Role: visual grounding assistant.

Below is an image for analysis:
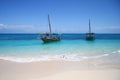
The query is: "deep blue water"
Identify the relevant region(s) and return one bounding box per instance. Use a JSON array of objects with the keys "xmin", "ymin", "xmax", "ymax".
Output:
[{"xmin": 0, "ymin": 33, "xmax": 120, "ymax": 40}]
